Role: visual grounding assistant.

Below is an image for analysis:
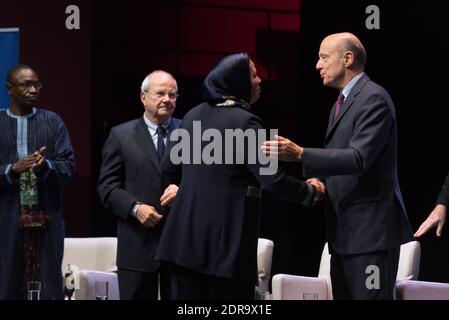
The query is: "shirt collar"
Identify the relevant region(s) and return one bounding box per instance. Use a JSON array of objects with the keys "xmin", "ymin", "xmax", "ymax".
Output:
[
  {"xmin": 6, "ymin": 107, "xmax": 37, "ymax": 119},
  {"xmin": 143, "ymin": 114, "xmax": 171, "ymax": 135},
  {"xmin": 341, "ymin": 72, "xmax": 364, "ymax": 100}
]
